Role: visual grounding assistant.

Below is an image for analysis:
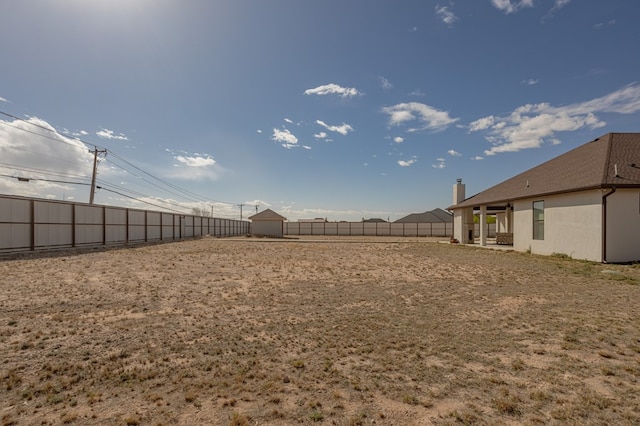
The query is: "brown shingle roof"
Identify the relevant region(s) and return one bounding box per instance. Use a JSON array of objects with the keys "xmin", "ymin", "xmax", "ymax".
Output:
[
  {"xmin": 450, "ymin": 133, "xmax": 640, "ymax": 209},
  {"xmin": 394, "ymin": 208, "xmax": 453, "ymax": 223}
]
